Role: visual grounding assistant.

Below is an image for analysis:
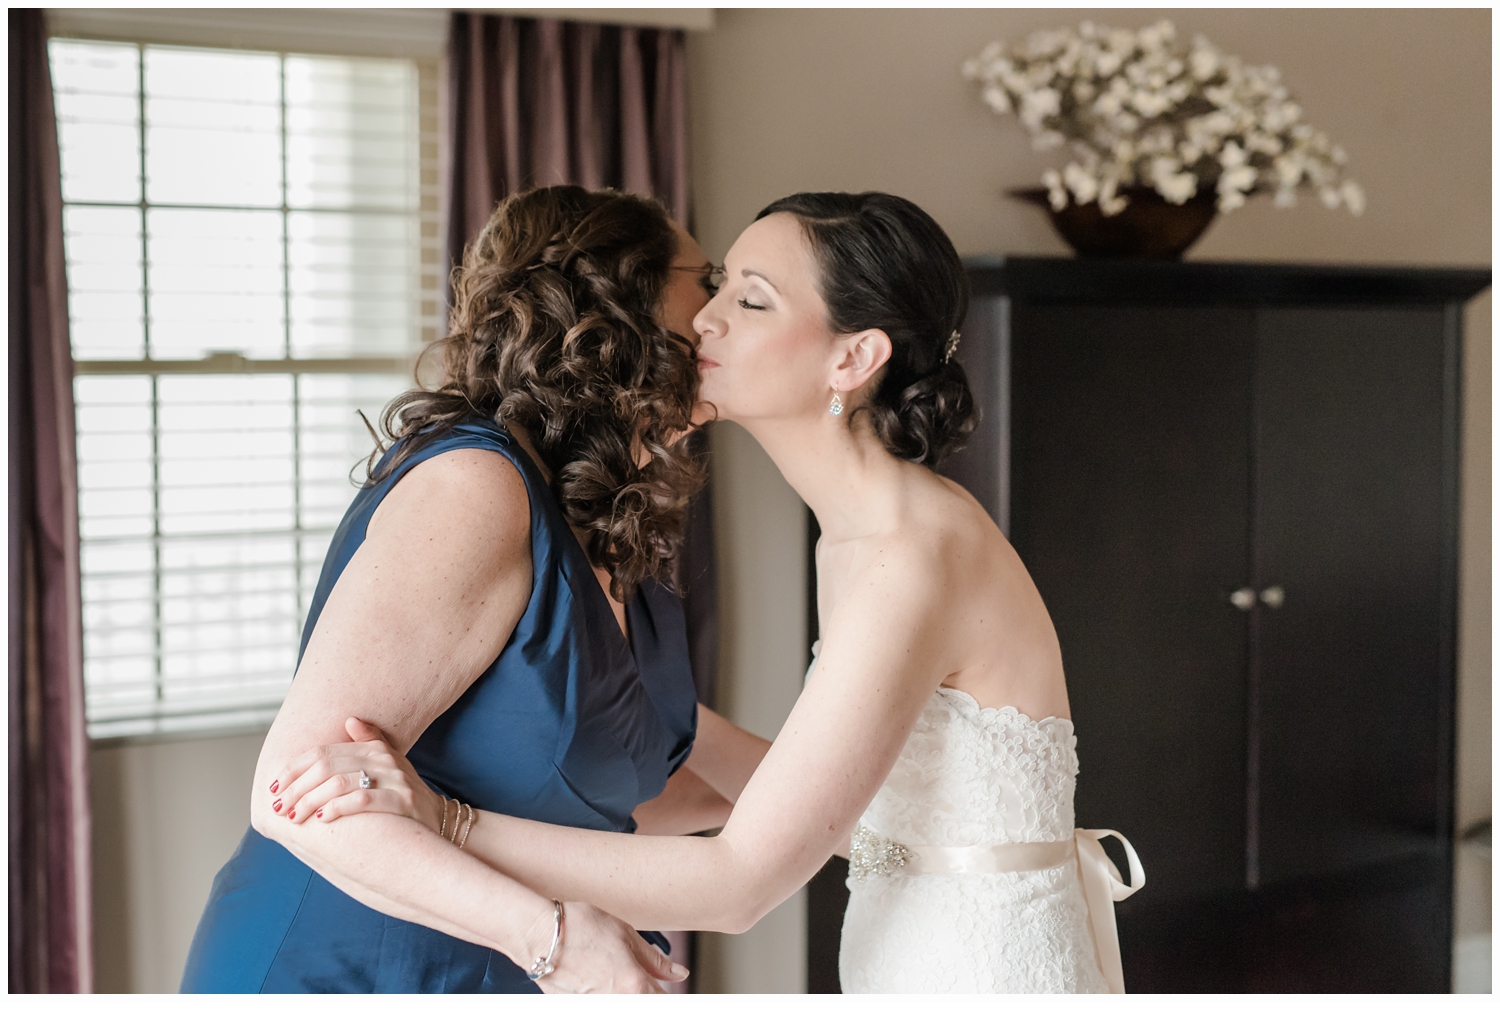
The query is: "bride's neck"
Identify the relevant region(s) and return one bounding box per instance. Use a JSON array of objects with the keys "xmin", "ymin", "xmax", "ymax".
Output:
[{"xmin": 740, "ymin": 411, "xmax": 907, "ymax": 542}]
